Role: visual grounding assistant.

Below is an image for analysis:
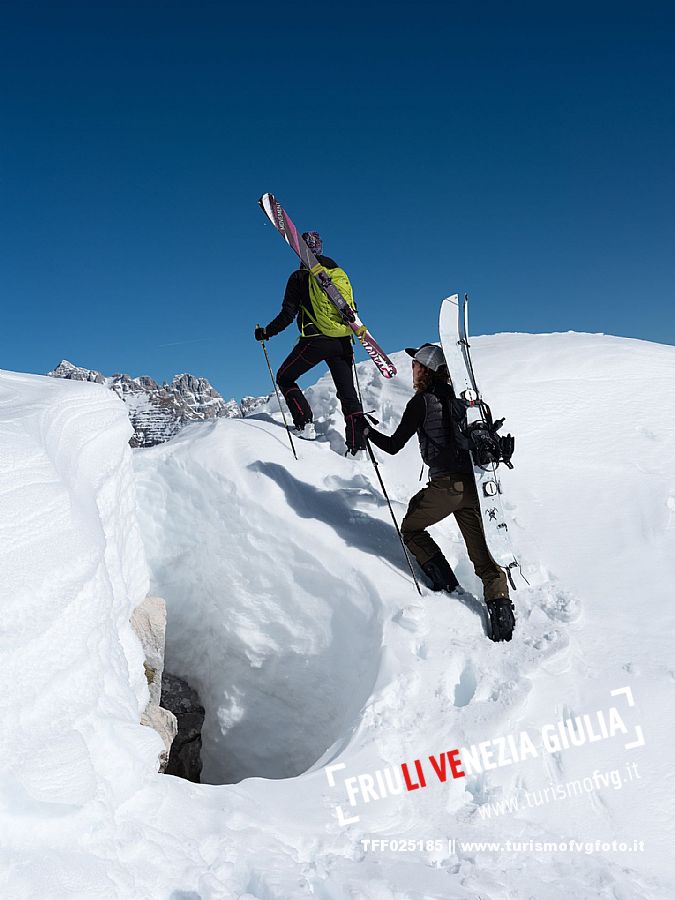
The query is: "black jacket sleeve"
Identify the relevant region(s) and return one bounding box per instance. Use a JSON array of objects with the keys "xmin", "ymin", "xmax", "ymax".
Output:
[
  {"xmin": 367, "ymin": 393, "xmax": 426, "ymax": 454},
  {"xmin": 265, "ymin": 271, "xmax": 304, "ymax": 337},
  {"xmin": 265, "ymin": 255, "xmax": 340, "ymax": 338}
]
